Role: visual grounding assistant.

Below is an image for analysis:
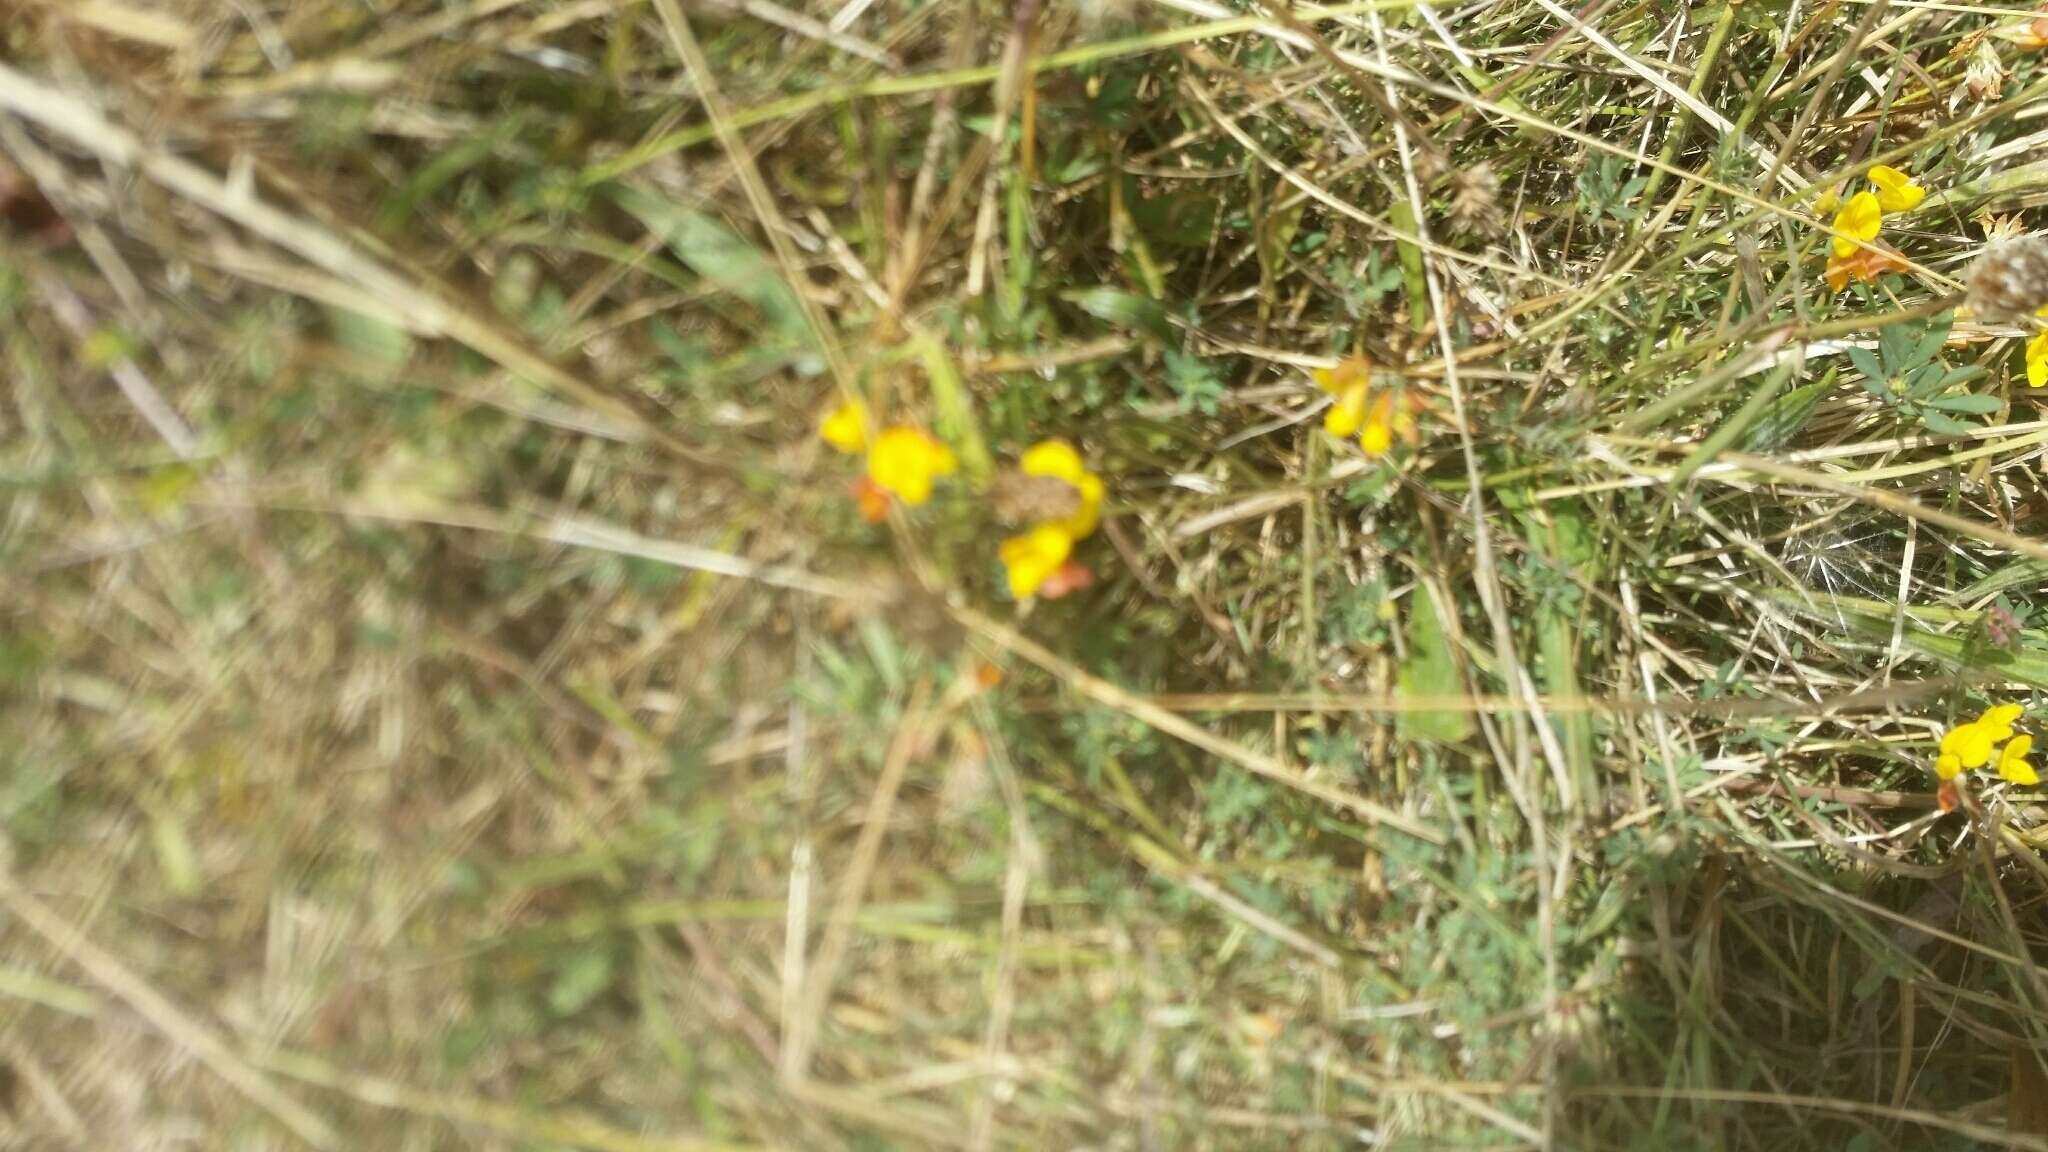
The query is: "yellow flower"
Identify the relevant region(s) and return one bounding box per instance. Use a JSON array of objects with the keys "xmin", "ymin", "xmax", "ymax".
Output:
[
  {"xmin": 1315, "ymin": 358, "xmax": 1373, "ymax": 440},
  {"xmin": 2028, "ymin": 307, "xmax": 2048, "ymax": 388},
  {"xmin": 1977, "ymin": 703, "xmax": 2024, "ymax": 741},
  {"xmin": 1325, "ymin": 382, "xmax": 1370, "ymax": 439},
  {"xmin": 999, "ymin": 523, "xmax": 1074, "ymax": 600},
  {"xmin": 1939, "ymin": 721, "xmax": 1997, "ymax": 772},
  {"xmin": 1831, "ymin": 190, "xmax": 1883, "ymax": 258},
  {"xmin": 1998, "ymin": 733, "xmax": 2039, "ymax": 786},
  {"xmin": 866, "ymin": 426, "xmax": 956, "ymax": 506},
  {"xmin": 1018, "ymin": 438, "xmax": 1105, "ymax": 540},
  {"xmin": 1867, "ymin": 165, "xmax": 1926, "ymax": 213},
  {"xmin": 1313, "ymin": 358, "xmax": 1370, "ymax": 395},
  {"xmin": 1825, "ymin": 242, "xmax": 1907, "ymax": 293},
  {"xmin": 1812, "ymin": 184, "xmax": 1842, "ymax": 215},
  {"xmin": 819, "ymin": 397, "xmax": 868, "ymax": 454},
  {"xmin": 1936, "ymin": 752, "xmax": 1963, "ymax": 781},
  {"xmin": 1360, "ymin": 416, "xmax": 1393, "ymax": 457}
]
